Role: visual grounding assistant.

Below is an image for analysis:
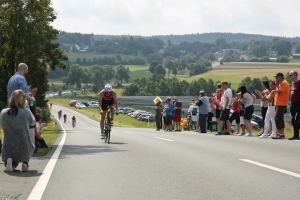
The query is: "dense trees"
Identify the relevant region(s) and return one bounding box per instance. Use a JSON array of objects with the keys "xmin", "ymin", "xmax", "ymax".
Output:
[{"xmin": 0, "ymin": 0, "xmax": 68, "ymax": 108}]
